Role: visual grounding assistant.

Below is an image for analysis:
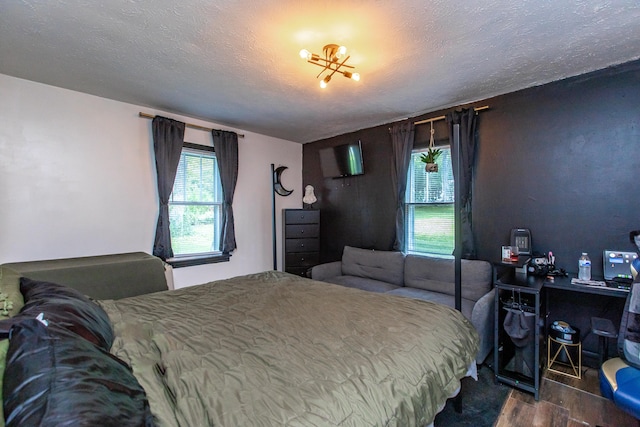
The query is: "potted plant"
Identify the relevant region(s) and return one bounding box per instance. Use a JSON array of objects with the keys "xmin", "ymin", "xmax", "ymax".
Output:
[{"xmin": 419, "ymin": 147, "xmax": 442, "ymax": 172}]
